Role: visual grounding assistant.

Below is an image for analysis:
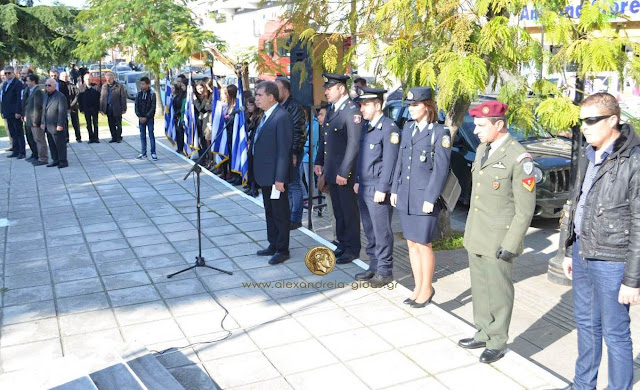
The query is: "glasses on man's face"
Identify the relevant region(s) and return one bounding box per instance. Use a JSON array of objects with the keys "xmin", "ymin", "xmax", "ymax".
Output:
[
  {"xmin": 579, "ymin": 114, "xmax": 613, "ymax": 126},
  {"xmin": 45, "ymin": 84, "xmax": 55, "ymax": 88},
  {"xmin": 5, "ymin": 72, "xmax": 12, "ymax": 75}
]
